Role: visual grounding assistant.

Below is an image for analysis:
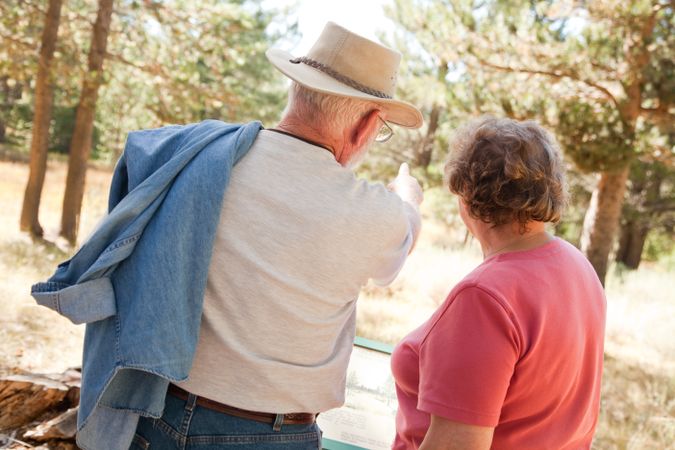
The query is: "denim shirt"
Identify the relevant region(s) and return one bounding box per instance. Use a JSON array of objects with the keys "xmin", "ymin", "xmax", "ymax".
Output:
[{"xmin": 31, "ymin": 120, "xmax": 262, "ymax": 450}]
